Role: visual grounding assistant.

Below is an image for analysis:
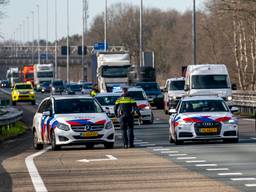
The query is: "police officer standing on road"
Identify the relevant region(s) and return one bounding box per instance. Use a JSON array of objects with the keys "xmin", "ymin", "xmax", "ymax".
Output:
[
  {"xmin": 90, "ymin": 84, "xmax": 99, "ymax": 97},
  {"xmin": 114, "ymin": 86, "xmax": 139, "ymax": 149}
]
